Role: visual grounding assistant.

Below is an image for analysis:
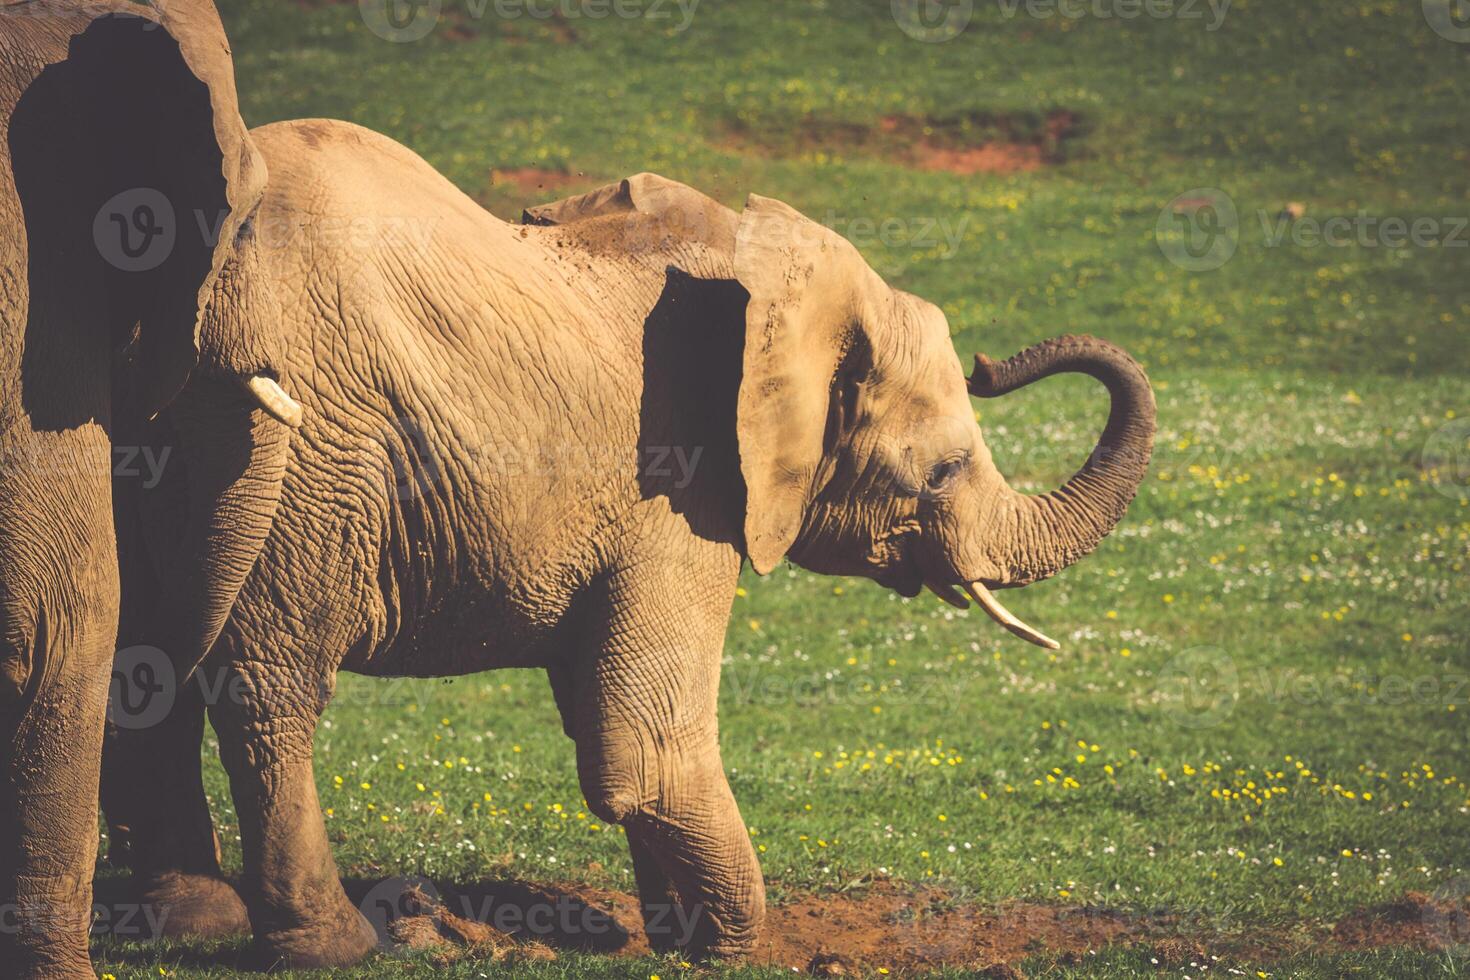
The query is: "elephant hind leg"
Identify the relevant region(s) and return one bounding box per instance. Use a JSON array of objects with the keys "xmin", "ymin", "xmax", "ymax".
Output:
[{"xmin": 101, "ymin": 677, "xmax": 249, "ymax": 939}]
